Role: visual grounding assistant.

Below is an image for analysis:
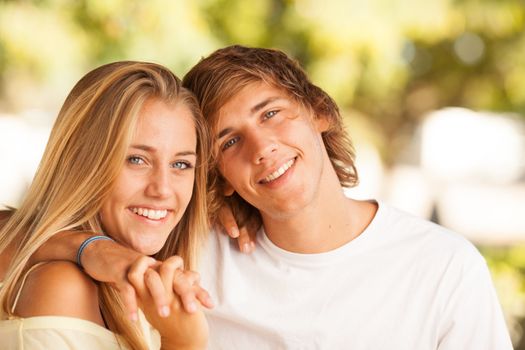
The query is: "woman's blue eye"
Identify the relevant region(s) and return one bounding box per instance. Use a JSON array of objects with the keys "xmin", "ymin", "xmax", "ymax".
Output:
[
  {"xmin": 172, "ymin": 161, "xmax": 192, "ymax": 170},
  {"xmin": 222, "ymin": 136, "xmax": 239, "ymax": 151},
  {"xmin": 128, "ymin": 156, "xmax": 144, "ymax": 165}
]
